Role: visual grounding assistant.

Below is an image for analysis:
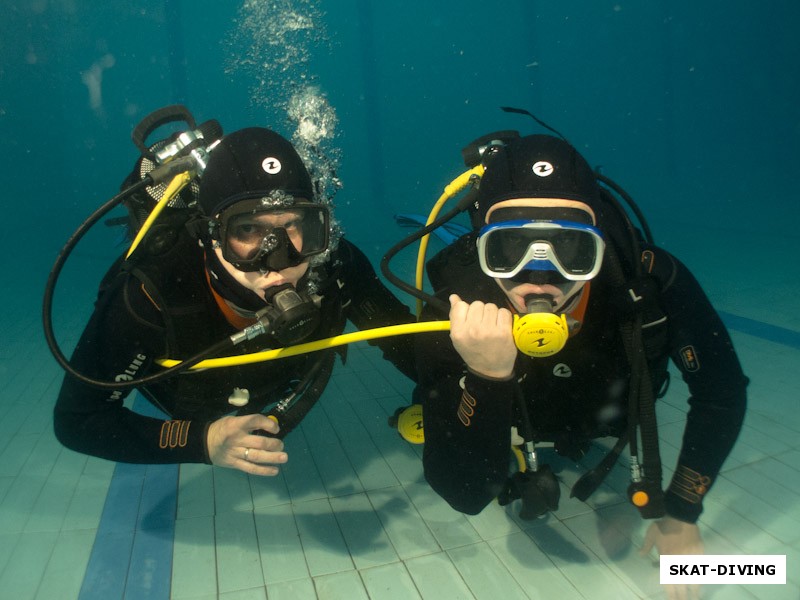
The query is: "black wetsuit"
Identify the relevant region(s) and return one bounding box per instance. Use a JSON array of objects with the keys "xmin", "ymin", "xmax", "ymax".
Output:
[
  {"xmin": 54, "ymin": 236, "xmax": 417, "ymax": 465},
  {"xmin": 416, "ymin": 234, "xmax": 748, "ymax": 523}
]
